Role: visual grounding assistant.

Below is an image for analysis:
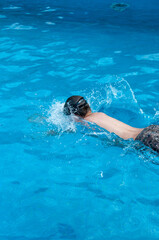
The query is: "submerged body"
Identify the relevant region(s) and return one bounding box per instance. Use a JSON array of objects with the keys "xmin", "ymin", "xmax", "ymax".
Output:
[{"xmin": 63, "ymin": 95, "xmax": 159, "ymax": 153}]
